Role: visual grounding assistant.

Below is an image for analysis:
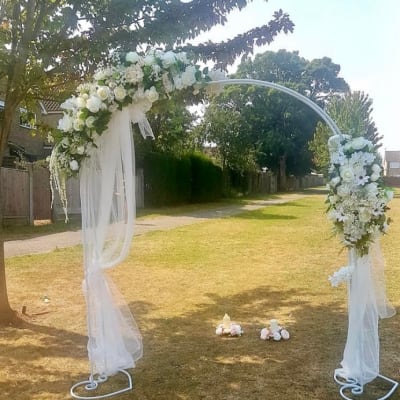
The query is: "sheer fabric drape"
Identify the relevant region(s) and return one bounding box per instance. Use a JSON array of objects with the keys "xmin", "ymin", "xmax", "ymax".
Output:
[
  {"xmin": 80, "ymin": 107, "xmax": 143, "ymax": 376},
  {"xmin": 336, "ymin": 241, "xmax": 395, "ymax": 386}
]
